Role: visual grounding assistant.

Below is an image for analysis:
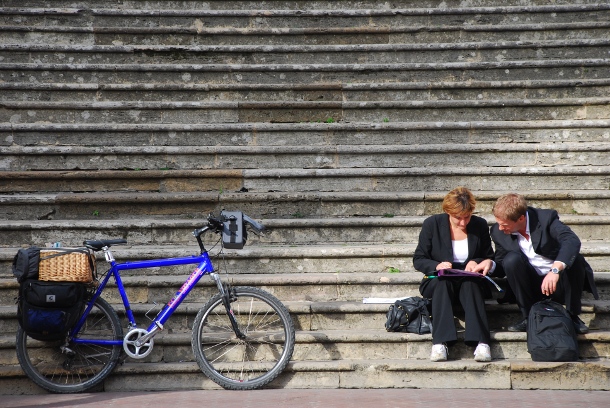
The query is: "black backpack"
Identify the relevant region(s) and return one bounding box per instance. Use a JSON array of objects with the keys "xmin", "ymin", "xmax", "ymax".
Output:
[
  {"xmin": 527, "ymin": 299, "xmax": 579, "ymax": 362},
  {"xmin": 385, "ymin": 297, "xmax": 433, "ymax": 335},
  {"xmin": 17, "ymin": 279, "xmax": 87, "ymax": 341}
]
